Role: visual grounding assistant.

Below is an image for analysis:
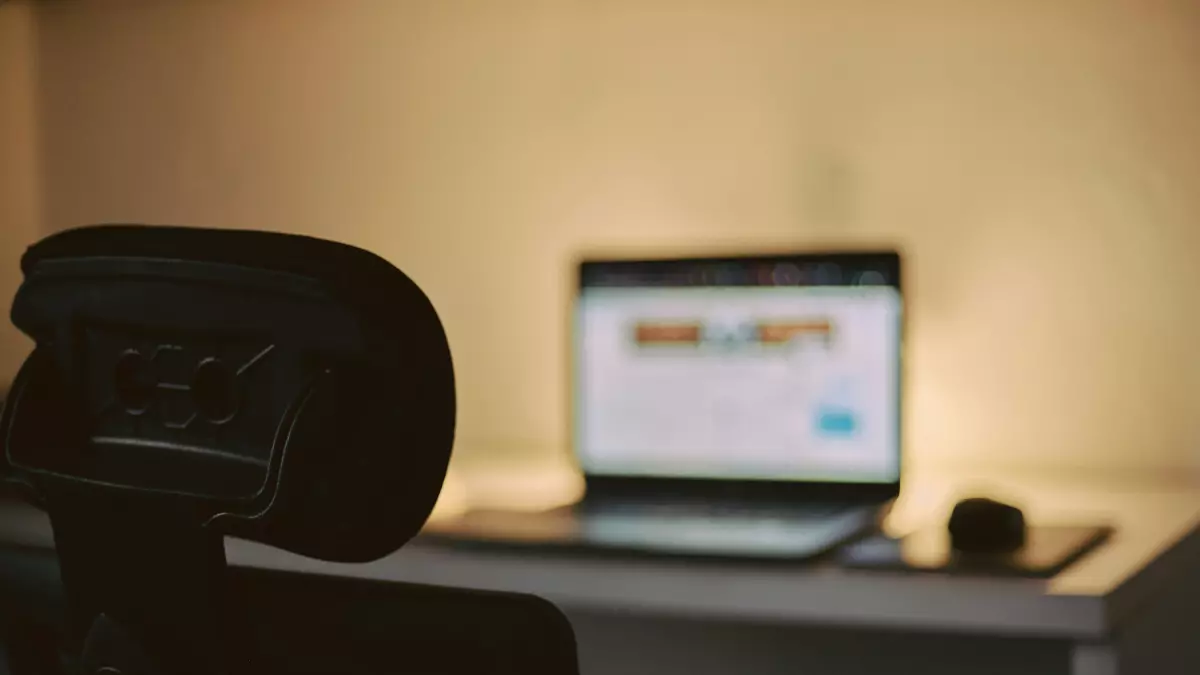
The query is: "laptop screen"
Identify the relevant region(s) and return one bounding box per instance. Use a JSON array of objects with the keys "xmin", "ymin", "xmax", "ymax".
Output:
[{"xmin": 574, "ymin": 253, "xmax": 901, "ymax": 484}]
